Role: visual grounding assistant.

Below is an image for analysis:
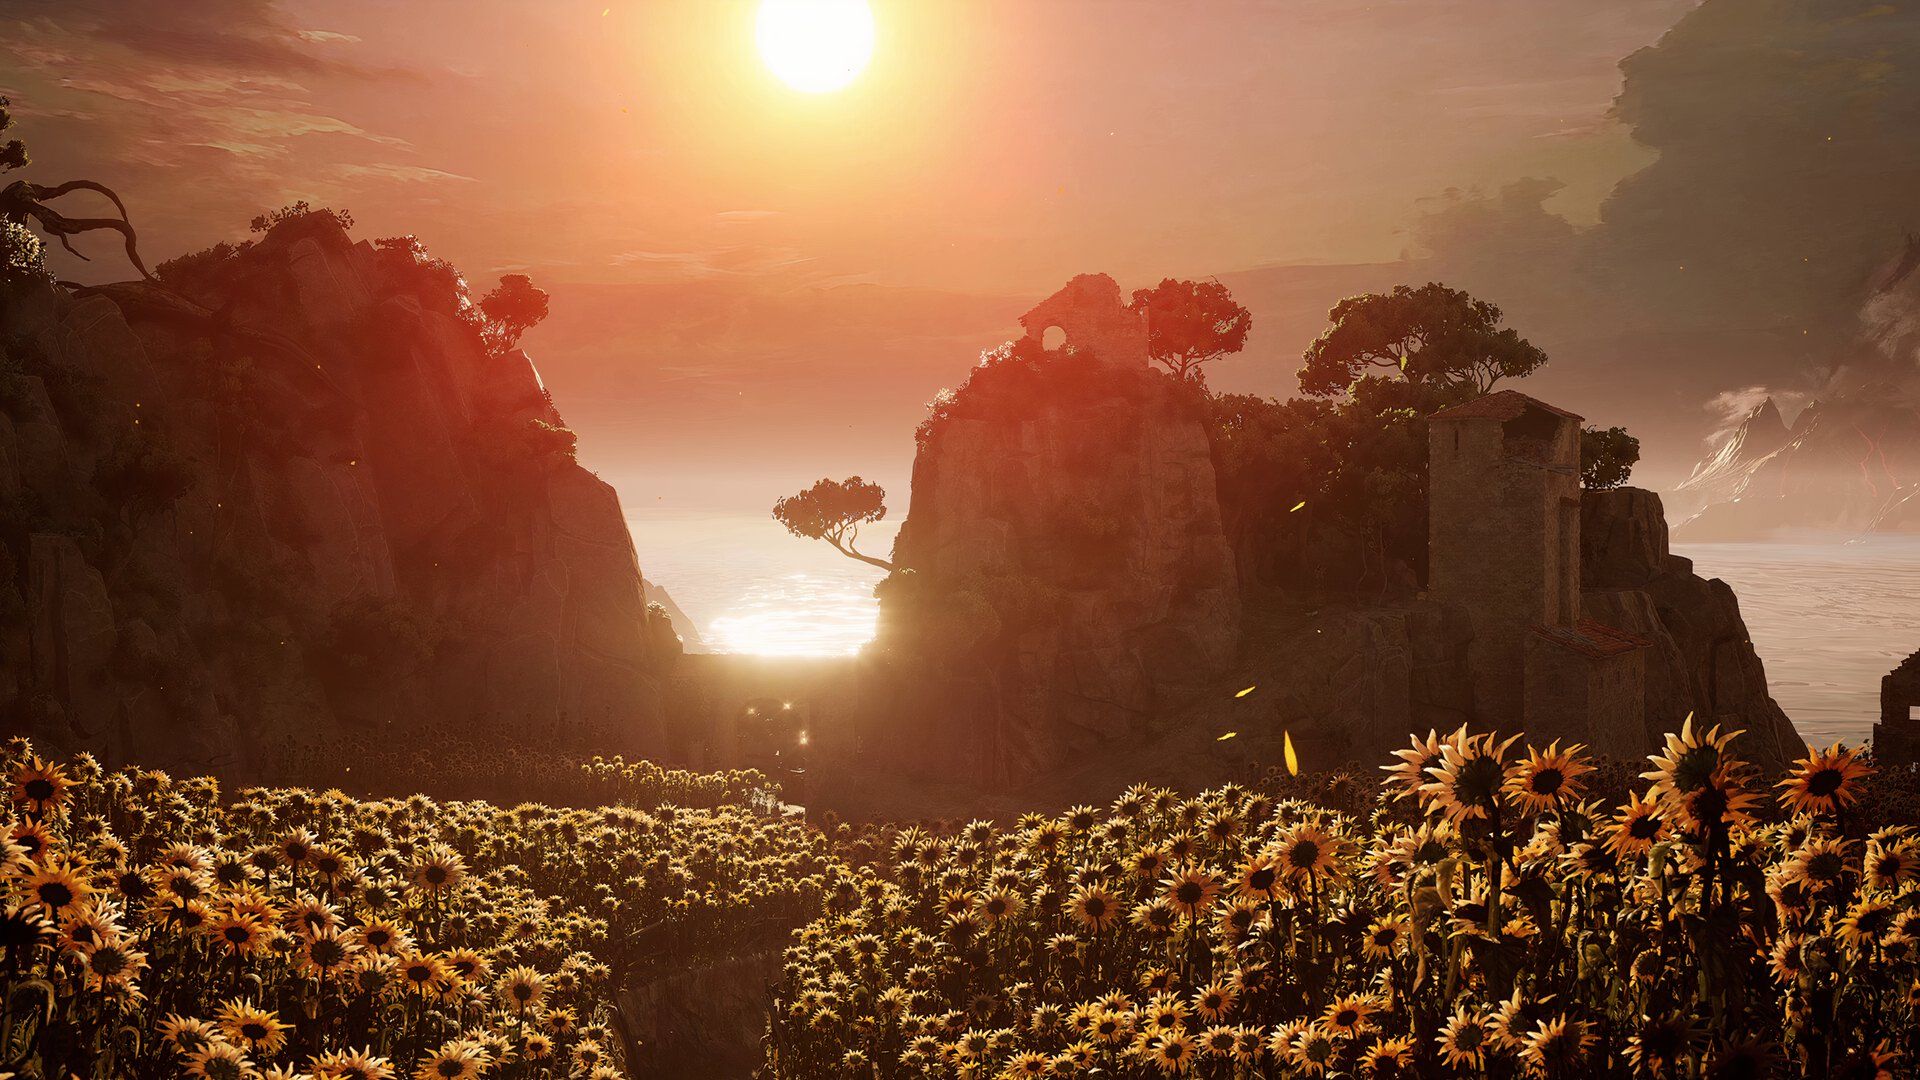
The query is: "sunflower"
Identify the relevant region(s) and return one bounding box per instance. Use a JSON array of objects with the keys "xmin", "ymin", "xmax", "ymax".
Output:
[
  {"xmin": 83, "ymin": 940, "xmax": 147, "ymax": 991},
  {"xmin": 1606, "ymin": 790, "xmax": 1669, "ymax": 859},
  {"xmin": 1274, "ymin": 822, "xmax": 1350, "ymax": 883},
  {"xmin": 207, "ymin": 912, "xmax": 271, "ymax": 958},
  {"xmin": 22, "ymin": 858, "xmax": 92, "ymax": 919},
  {"xmin": 1642, "ymin": 715, "xmax": 1744, "ymax": 805},
  {"xmin": 1437, "ymin": 1009, "xmax": 1489, "ymax": 1068},
  {"xmin": 1235, "ymin": 852, "xmax": 1282, "ymax": 899},
  {"xmin": 1674, "ymin": 769, "xmax": 1763, "ymax": 835},
  {"xmin": 1504, "ymin": 741, "xmax": 1594, "ymax": 814},
  {"xmin": 412, "ymin": 1041, "xmax": 484, "ymax": 1080},
  {"xmin": 409, "ymin": 844, "xmax": 467, "ymax": 894},
  {"xmin": 1362, "ymin": 916, "xmax": 1409, "ymax": 960},
  {"xmin": 1776, "ymin": 743, "xmax": 1873, "ymax": 816},
  {"xmin": 397, "ymin": 951, "xmax": 452, "ymax": 997},
  {"xmin": 1421, "ymin": 730, "xmax": 1522, "ymax": 824},
  {"xmin": 1192, "ymin": 980, "xmax": 1236, "ymax": 1023},
  {"xmin": 1161, "ymin": 866, "xmax": 1220, "ymax": 920},
  {"xmin": 496, "ymin": 964, "xmax": 548, "ymax": 1011},
  {"xmin": 1069, "ymin": 884, "xmax": 1119, "ymax": 934},
  {"xmin": 1321, "ymin": 993, "xmax": 1380, "ymax": 1038},
  {"xmin": 1382, "ymin": 728, "xmax": 1454, "ymax": 799},
  {"xmin": 1864, "ymin": 838, "xmax": 1918, "ymax": 893},
  {"xmin": 301, "ymin": 927, "xmax": 358, "ymax": 977},
  {"xmin": 1626, "ymin": 1015, "xmax": 1698, "ymax": 1073},
  {"xmin": 1521, "ymin": 1016, "xmax": 1596, "ymax": 1073},
  {"xmin": 218, "ymin": 998, "xmax": 291, "ymax": 1055},
  {"xmin": 185, "ymin": 1039, "xmax": 253, "ymax": 1080},
  {"xmin": 11, "ymin": 754, "xmax": 72, "ymax": 817},
  {"xmin": 1143, "ymin": 1031, "xmax": 1195, "ymax": 1075},
  {"xmin": 979, "ymin": 887, "xmax": 1024, "ymax": 927},
  {"xmin": 311, "ymin": 1048, "xmax": 397, "ymax": 1080}
]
